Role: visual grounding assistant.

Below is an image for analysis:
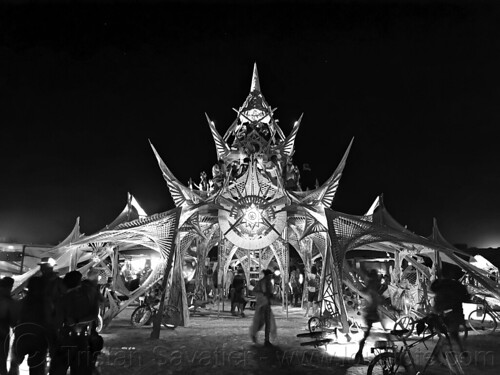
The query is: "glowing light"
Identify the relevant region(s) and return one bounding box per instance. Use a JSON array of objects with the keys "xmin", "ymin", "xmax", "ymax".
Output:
[{"xmin": 242, "ymin": 203, "xmax": 263, "ymax": 231}]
